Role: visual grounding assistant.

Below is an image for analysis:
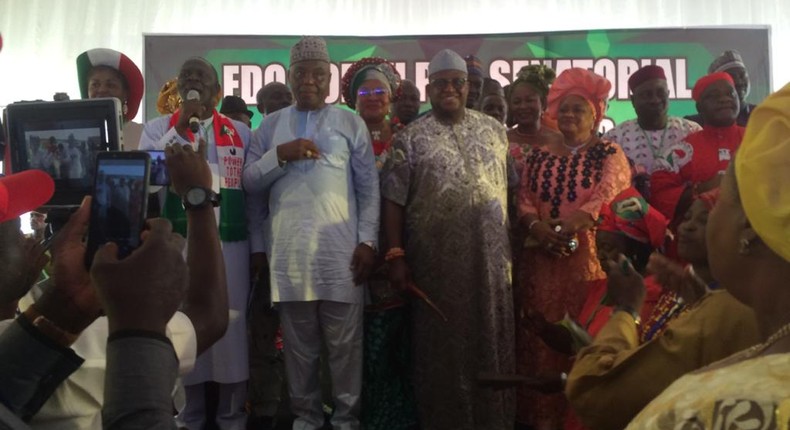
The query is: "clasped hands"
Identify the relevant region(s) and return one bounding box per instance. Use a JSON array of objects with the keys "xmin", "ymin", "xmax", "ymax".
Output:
[
  {"xmin": 527, "ymin": 211, "xmax": 592, "ymax": 258},
  {"xmin": 276, "ymin": 138, "xmax": 322, "ymax": 163}
]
